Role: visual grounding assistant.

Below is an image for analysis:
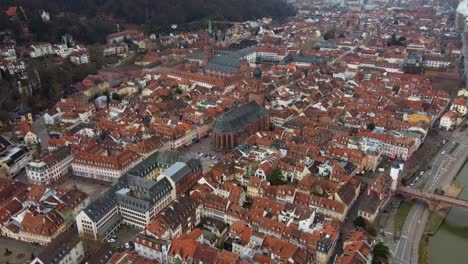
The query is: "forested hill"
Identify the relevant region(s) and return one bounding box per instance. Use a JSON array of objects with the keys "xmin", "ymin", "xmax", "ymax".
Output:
[{"xmin": 1, "ymin": 0, "xmax": 296, "ymax": 29}]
